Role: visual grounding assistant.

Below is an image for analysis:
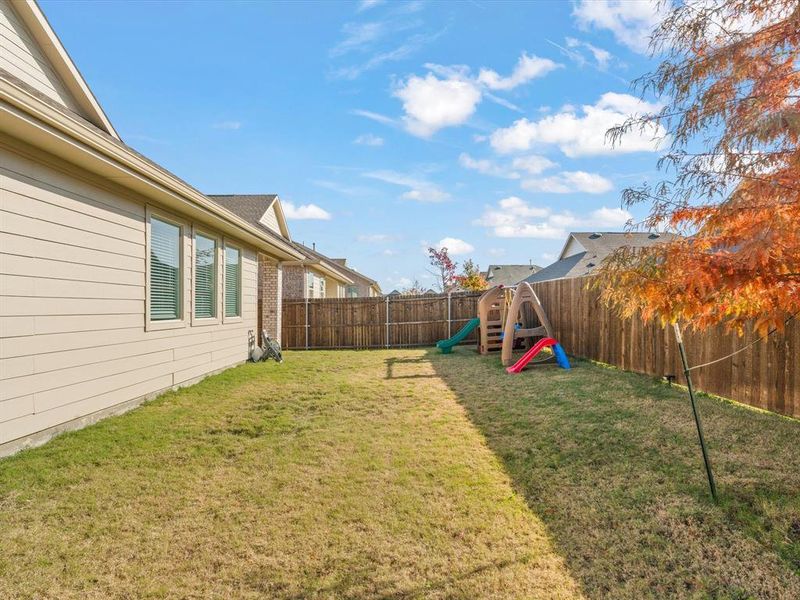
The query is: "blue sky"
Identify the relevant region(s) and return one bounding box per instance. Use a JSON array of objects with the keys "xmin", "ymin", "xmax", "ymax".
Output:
[{"xmin": 42, "ymin": 0, "xmax": 667, "ymax": 291}]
